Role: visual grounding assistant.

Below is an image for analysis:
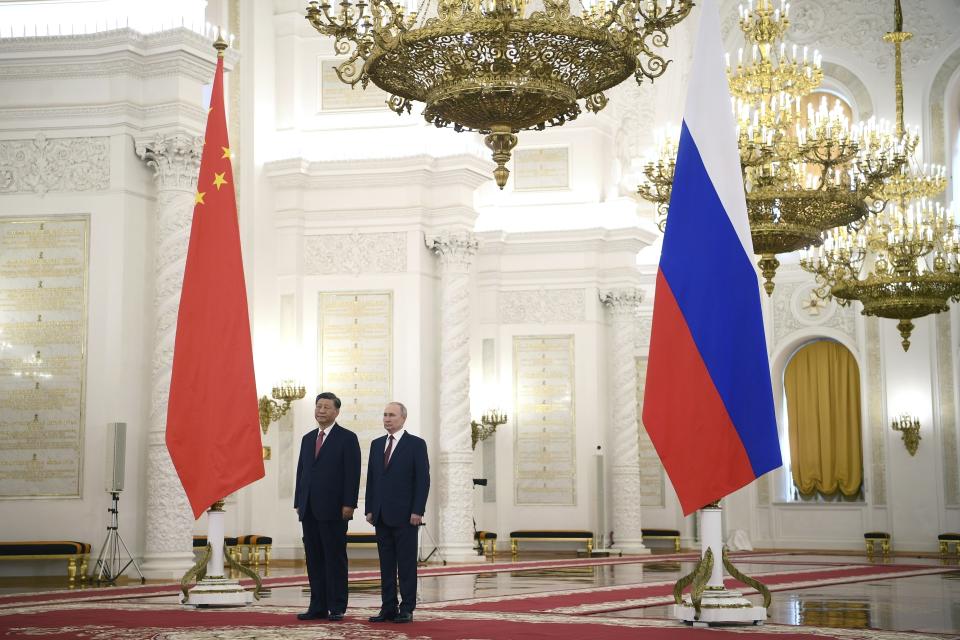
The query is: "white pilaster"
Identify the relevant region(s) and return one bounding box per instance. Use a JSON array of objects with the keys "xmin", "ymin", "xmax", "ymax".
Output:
[
  {"xmin": 430, "ymin": 232, "xmax": 479, "ymax": 563},
  {"xmin": 600, "ymin": 288, "xmax": 649, "ymax": 554},
  {"xmin": 135, "ymin": 133, "xmax": 202, "ymax": 578}
]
